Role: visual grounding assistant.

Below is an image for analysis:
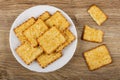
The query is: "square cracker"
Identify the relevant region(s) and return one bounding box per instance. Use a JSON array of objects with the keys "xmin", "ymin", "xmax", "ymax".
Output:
[
  {"xmin": 82, "ymin": 25, "xmax": 103, "ymax": 43},
  {"xmin": 37, "ymin": 52, "xmax": 62, "ymax": 68},
  {"xmin": 14, "ymin": 17, "xmax": 35, "ymax": 43},
  {"xmin": 38, "ymin": 27, "xmax": 66, "ymax": 54},
  {"xmin": 38, "ymin": 11, "xmax": 51, "ymax": 21},
  {"xmin": 84, "ymin": 44, "xmax": 112, "ymax": 70},
  {"xmin": 23, "ymin": 19, "xmax": 48, "ymax": 47},
  {"xmin": 56, "ymin": 29, "xmax": 75, "ymax": 52},
  {"xmin": 45, "ymin": 11, "xmax": 70, "ymax": 31},
  {"xmin": 16, "ymin": 42, "xmax": 43, "ymax": 65},
  {"xmin": 88, "ymin": 5, "xmax": 107, "ymax": 25}
]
